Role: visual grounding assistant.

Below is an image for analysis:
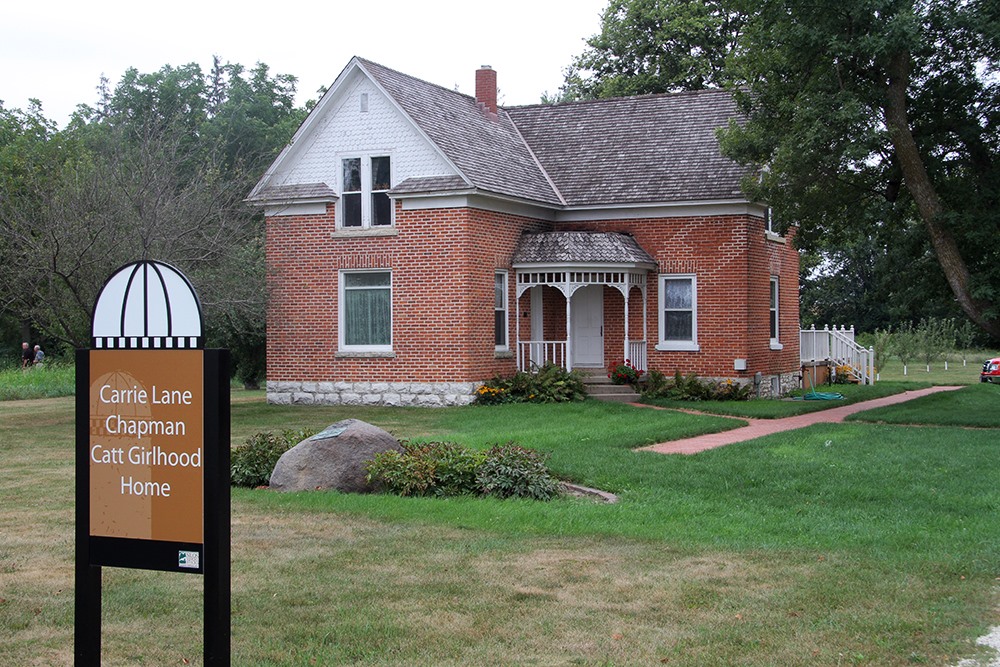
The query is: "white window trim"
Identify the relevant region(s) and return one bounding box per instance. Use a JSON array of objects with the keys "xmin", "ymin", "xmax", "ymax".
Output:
[
  {"xmin": 338, "ymin": 154, "xmax": 394, "ymax": 230},
  {"xmin": 338, "ymin": 269, "xmax": 393, "ymax": 353},
  {"xmin": 495, "ymin": 270, "xmax": 509, "ymax": 351},
  {"xmin": 769, "ymin": 276, "xmax": 783, "ymax": 350},
  {"xmin": 764, "ymin": 206, "xmax": 786, "ymax": 242},
  {"xmin": 656, "ymin": 274, "xmax": 700, "ymax": 352}
]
